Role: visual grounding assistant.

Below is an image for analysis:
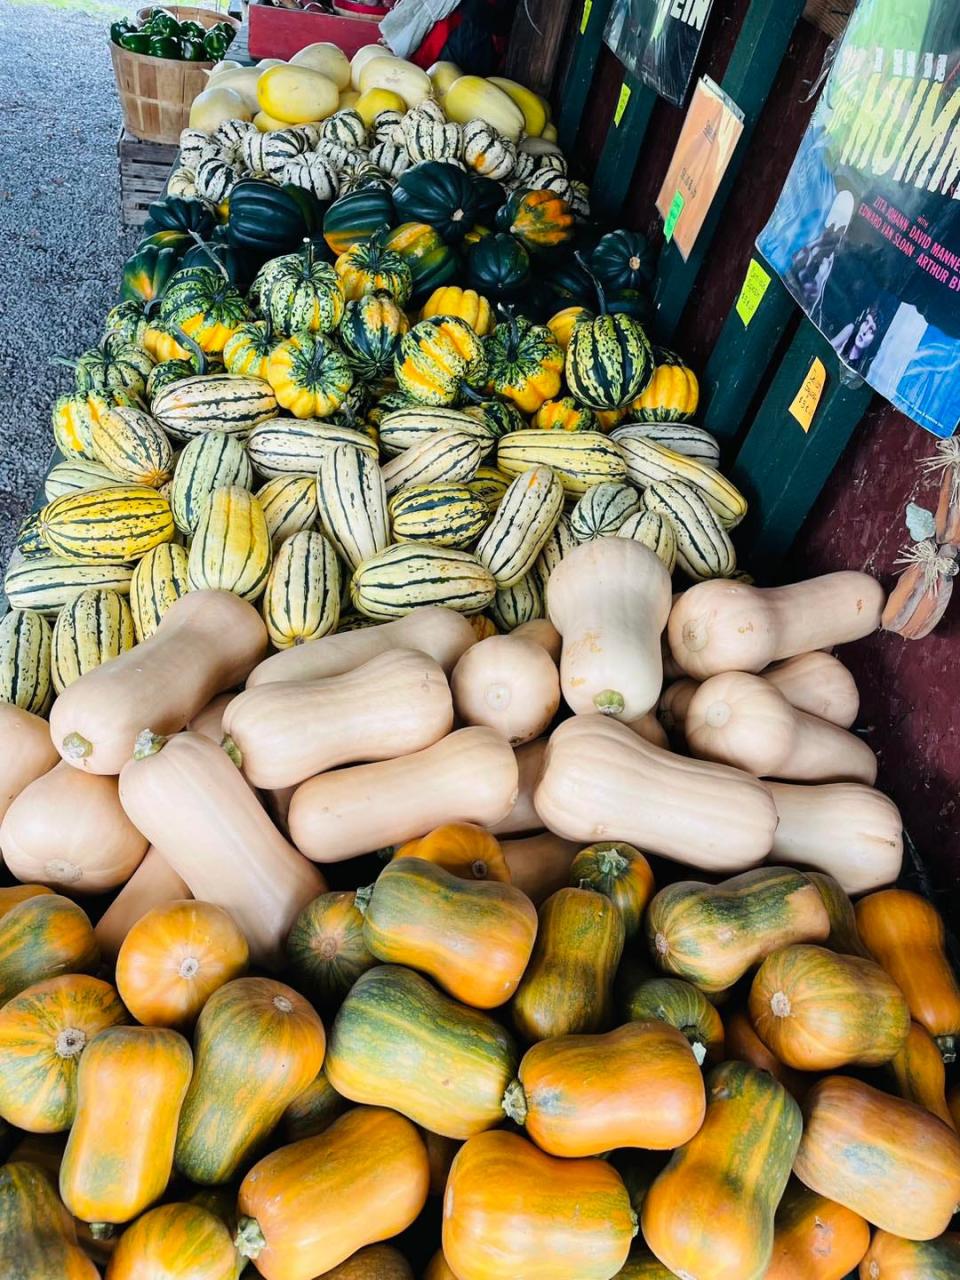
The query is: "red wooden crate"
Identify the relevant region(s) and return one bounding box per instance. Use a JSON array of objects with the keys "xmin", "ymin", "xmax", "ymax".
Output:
[{"xmin": 247, "ymin": 6, "xmax": 383, "ymax": 60}]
